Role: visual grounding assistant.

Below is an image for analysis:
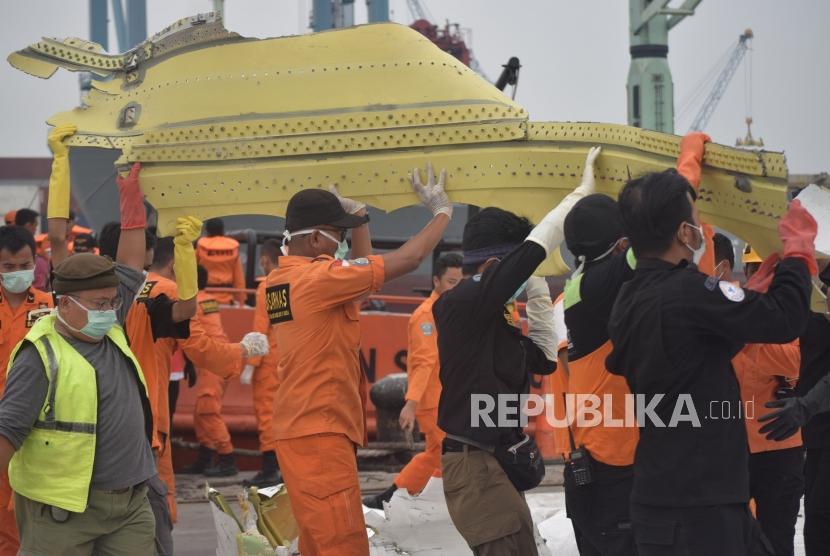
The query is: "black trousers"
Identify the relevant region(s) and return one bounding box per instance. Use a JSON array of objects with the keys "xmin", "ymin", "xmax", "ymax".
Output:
[
  {"xmin": 805, "ymin": 447, "xmax": 830, "ymax": 556},
  {"xmin": 564, "ymin": 460, "xmax": 636, "ymax": 556},
  {"xmin": 630, "ymin": 502, "xmax": 772, "ymax": 556},
  {"xmin": 748, "ymin": 447, "xmax": 804, "ymax": 556}
]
